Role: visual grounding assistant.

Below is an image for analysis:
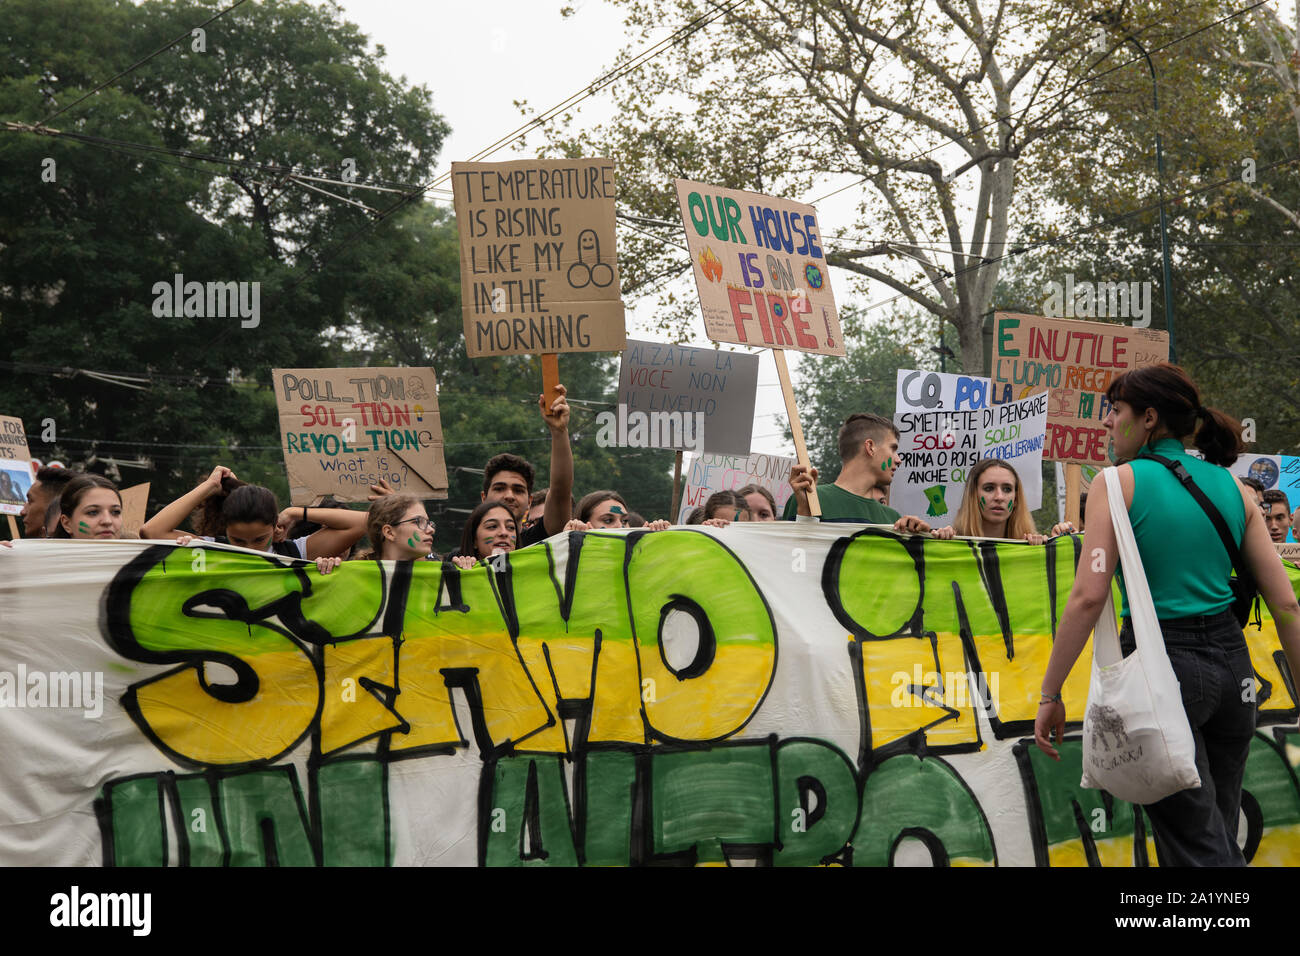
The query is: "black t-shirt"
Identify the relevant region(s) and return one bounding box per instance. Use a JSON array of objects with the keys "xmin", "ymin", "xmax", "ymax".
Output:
[{"xmin": 518, "ymin": 519, "xmax": 548, "ymax": 548}]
